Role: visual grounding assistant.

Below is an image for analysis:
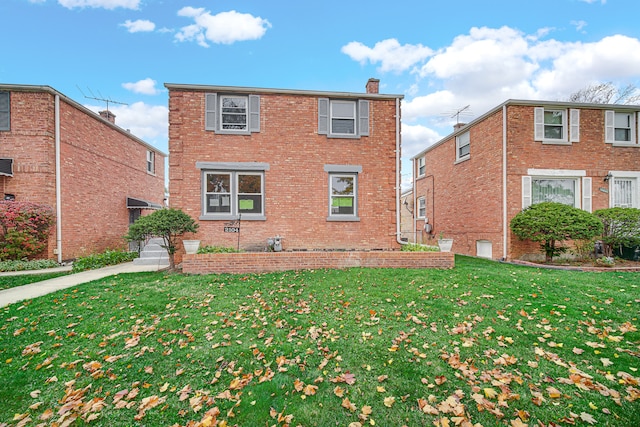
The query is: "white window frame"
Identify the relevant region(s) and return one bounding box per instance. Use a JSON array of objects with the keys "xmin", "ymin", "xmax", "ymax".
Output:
[
  {"xmin": 609, "ymin": 171, "xmax": 640, "ymax": 208},
  {"xmin": 417, "ymin": 157, "xmax": 425, "ymax": 177},
  {"xmin": 522, "ymin": 169, "xmax": 591, "ymax": 211},
  {"xmin": 220, "ymin": 95, "xmax": 248, "ymax": 132},
  {"xmin": 318, "ymin": 99, "xmax": 369, "ymax": 138},
  {"xmin": 534, "ymin": 107, "xmax": 579, "ymax": 144},
  {"xmin": 417, "ymin": 197, "xmax": 426, "ymax": 219},
  {"xmin": 330, "ymin": 100, "xmax": 357, "ymax": 136},
  {"xmin": 204, "ymin": 93, "xmax": 260, "ymax": 134},
  {"xmin": 324, "ymin": 164, "xmax": 361, "ymax": 221},
  {"xmin": 605, "ymin": 110, "xmax": 637, "ymax": 145},
  {"xmin": 197, "ymin": 162, "xmax": 269, "ymax": 220},
  {"xmin": 456, "ymin": 131, "xmax": 470, "ymax": 162},
  {"xmin": 146, "ymin": 150, "xmax": 155, "ymax": 174}
]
